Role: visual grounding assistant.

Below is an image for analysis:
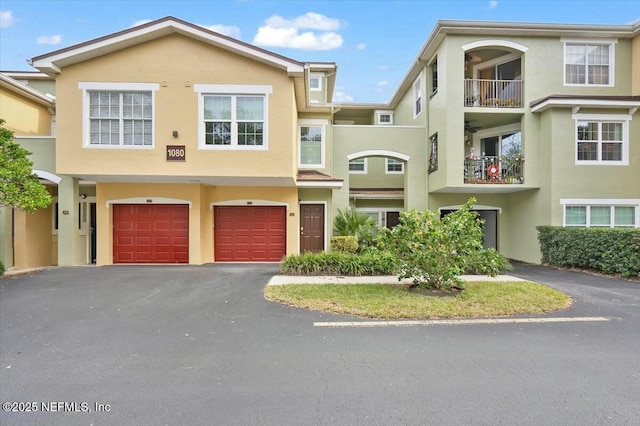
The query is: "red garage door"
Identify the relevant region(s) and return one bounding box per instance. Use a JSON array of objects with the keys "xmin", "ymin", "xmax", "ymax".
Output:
[
  {"xmin": 214, "ymin": 206, "xmax": 286, "ymax": 261},
  {"xmin": 113, "ymin": 204, "xmax": 189, "ymax": 263}
]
